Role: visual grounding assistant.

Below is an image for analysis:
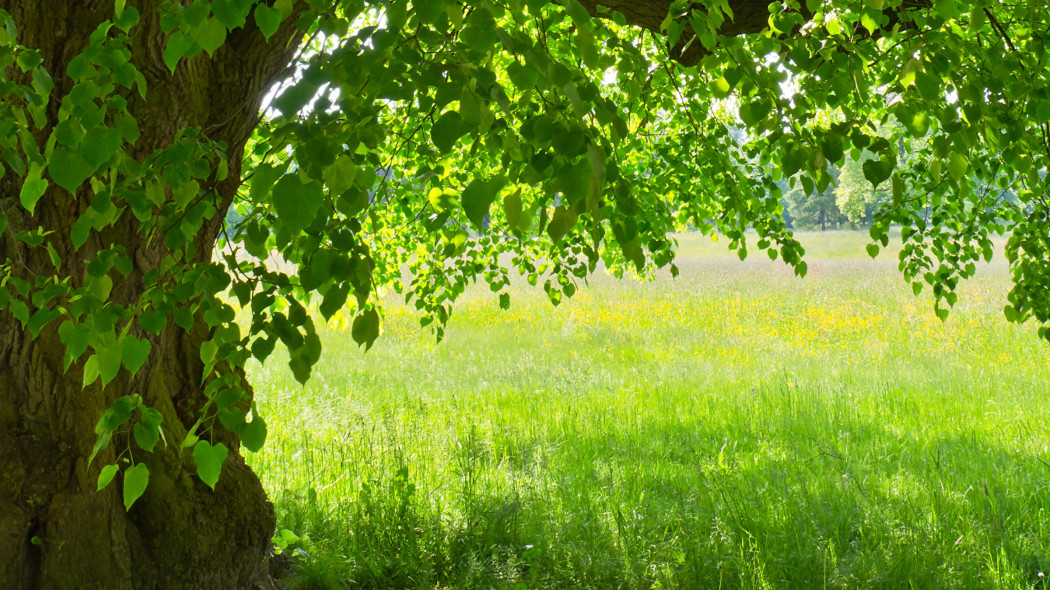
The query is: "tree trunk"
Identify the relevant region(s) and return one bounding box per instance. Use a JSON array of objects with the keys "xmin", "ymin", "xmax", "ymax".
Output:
[
  {"xmin": 0, "ymin": 2, "xmax": 303, "ymax": 587},
  {"xmin": 0, "ymin": 321, "xmax": 276, "ymax": 589}
]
